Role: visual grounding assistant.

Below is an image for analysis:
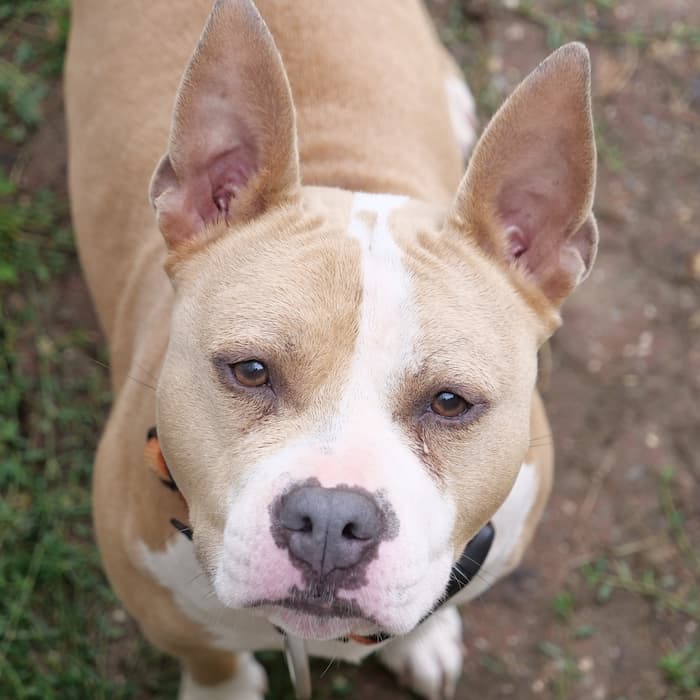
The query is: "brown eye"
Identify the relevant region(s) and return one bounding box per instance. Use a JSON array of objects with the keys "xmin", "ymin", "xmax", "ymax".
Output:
[
  {"xmin": 231, "ymin": 360, "xmax": 269, "ymax": 388},
  {"xmin": 431, "ymin": 391, "xmax": 471, "ymax": 418}
]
